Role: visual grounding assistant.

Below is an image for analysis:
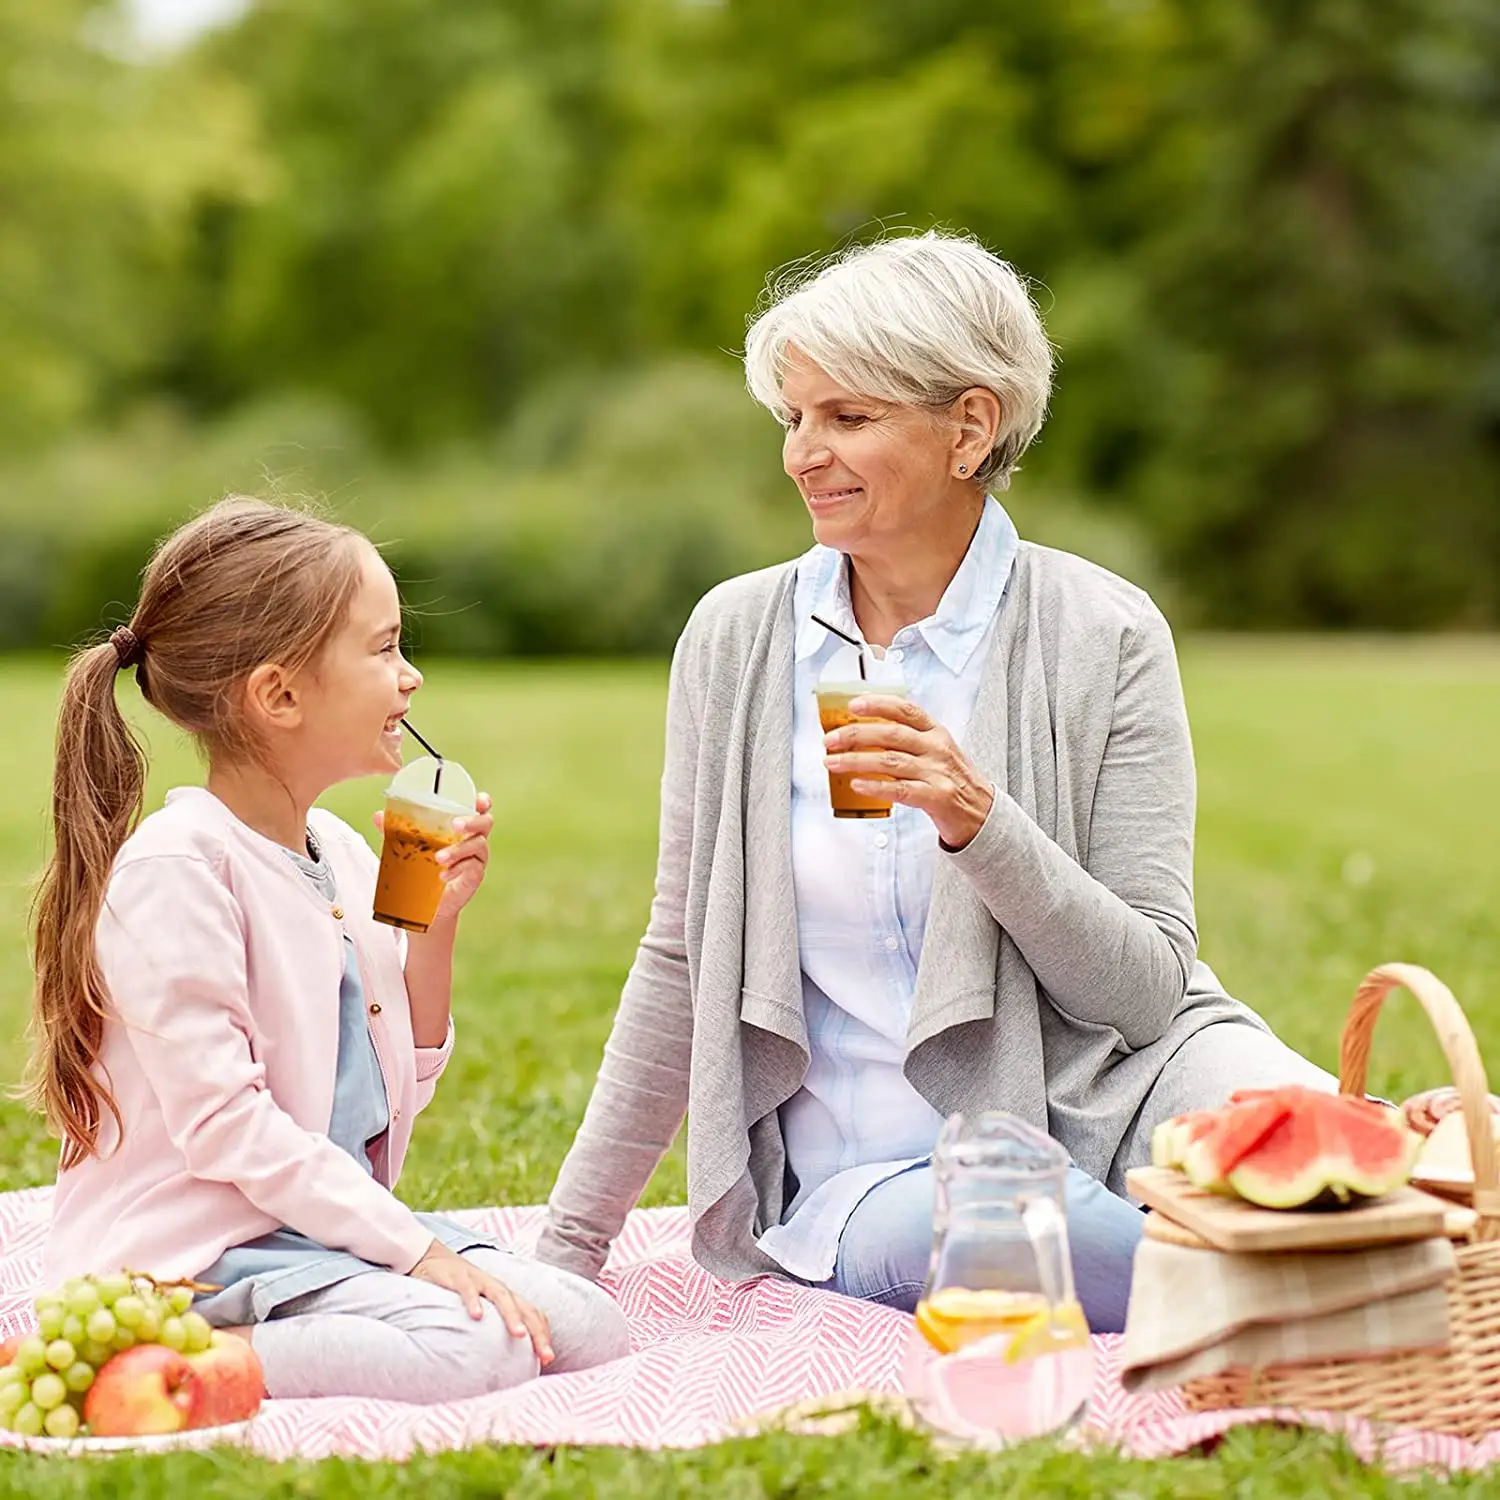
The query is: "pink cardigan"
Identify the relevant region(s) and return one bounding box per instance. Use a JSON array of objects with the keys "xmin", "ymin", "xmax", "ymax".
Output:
[{"xmin": 44, "ymin": 787, "xmax": 451, "ymax": 1284}]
